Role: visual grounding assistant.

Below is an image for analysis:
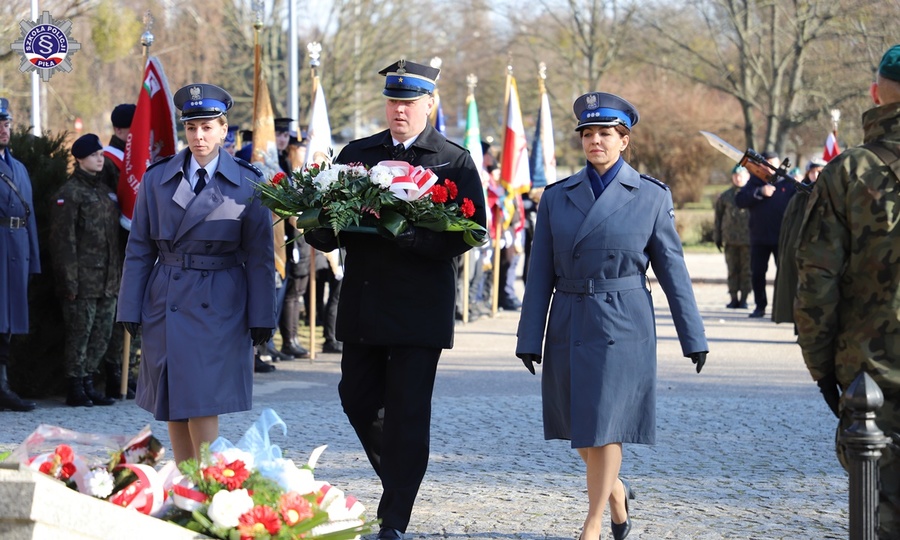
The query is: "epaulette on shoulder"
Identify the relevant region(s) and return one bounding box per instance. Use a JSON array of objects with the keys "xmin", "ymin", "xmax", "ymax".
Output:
[
  {"xmin": 146, "ymin": 154, "xmax": 174, "ymax": 172},
  {"xmin": 544, "ymin": 181, "xmax": 563, "ymax": 191},
  {"xmin": 234, "ymin": 157, "xmax": 263, "ymax": 177},
  {"xmin": 640, "ymin": 173, "xmax": 669, "ymax": 190}
]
